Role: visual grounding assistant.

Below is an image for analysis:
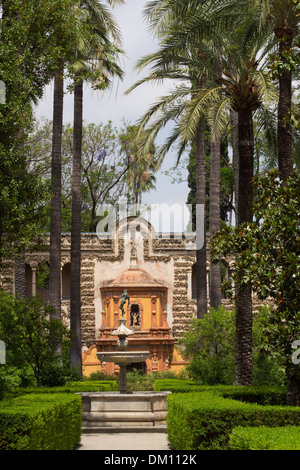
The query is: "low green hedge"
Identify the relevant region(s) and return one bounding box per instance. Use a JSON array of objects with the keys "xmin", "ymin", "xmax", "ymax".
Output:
[
  {"xmin": 0, "ymin": 393, "xmax": 82, "ymax": 450},
  {"xmin": 229, "ymin": 425, "xmax": 300, "ymax": 450},
  {"xmin": 154, "ymin": 380, "xmax": 286, "ymax": 405},
  {"xmin": 13, "ymin": 380, "xmax": 117, "ymax": 396},
  {"xmin": 154, "ymin": 379, "xmax": 200, "ymax": 392},
  {"xmin": 167, "ymin": 391, "xmax": 300, "ymax": 450}
]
